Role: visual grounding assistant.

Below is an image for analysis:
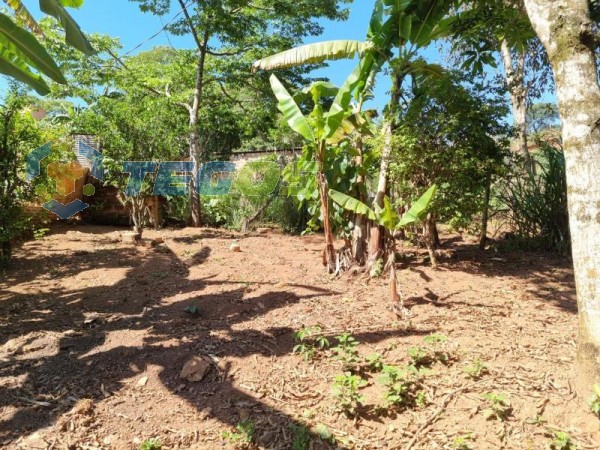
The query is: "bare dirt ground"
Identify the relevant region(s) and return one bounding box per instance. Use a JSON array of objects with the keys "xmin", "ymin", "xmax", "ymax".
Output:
[{"xmin": 1, "ymin": 224, "xmax": 599, "ymax": 450}]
